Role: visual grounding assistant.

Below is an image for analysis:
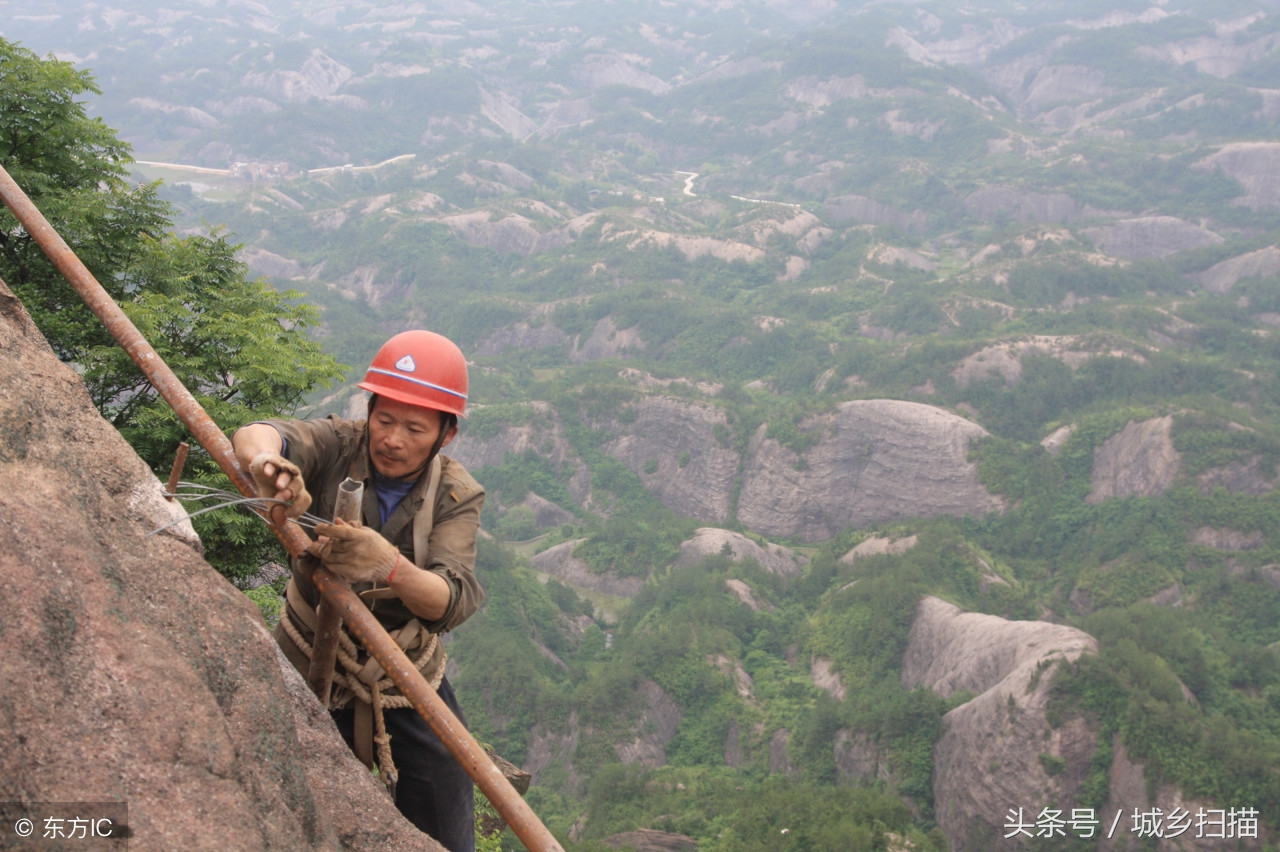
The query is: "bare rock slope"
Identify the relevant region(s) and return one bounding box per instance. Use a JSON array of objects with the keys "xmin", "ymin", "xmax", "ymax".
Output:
[
  {"xmin": 0, "ymin": 279, "xmax": 434, "ymax": 851},
  {"xmin": 903, "ymin": 597, "xmax": 1098, "ymax": 850},
  {"xmin": 738, "ymin": 400, "xmax": 1003, "ymax": 541}
]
